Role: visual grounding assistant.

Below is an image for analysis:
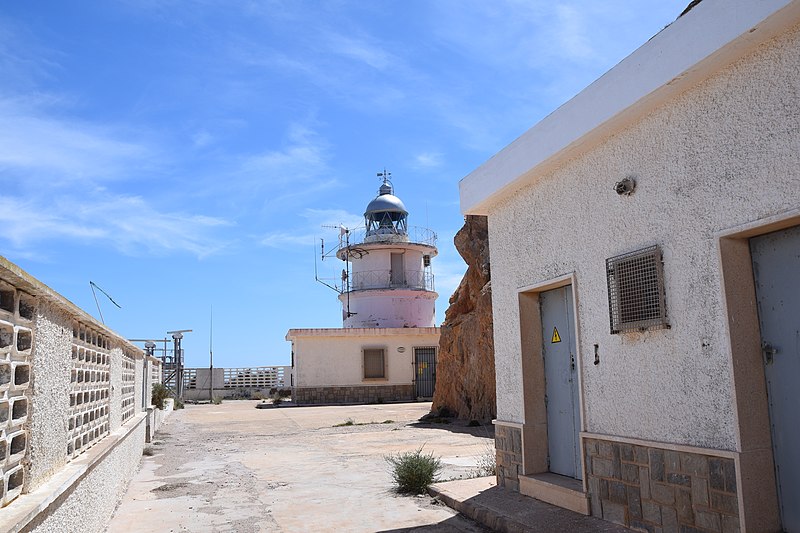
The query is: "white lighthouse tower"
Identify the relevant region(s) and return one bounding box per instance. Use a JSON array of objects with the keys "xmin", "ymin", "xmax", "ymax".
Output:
[{"xmin": 337, "ymin": 172, "xmax": 438, "ymax": 328}]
